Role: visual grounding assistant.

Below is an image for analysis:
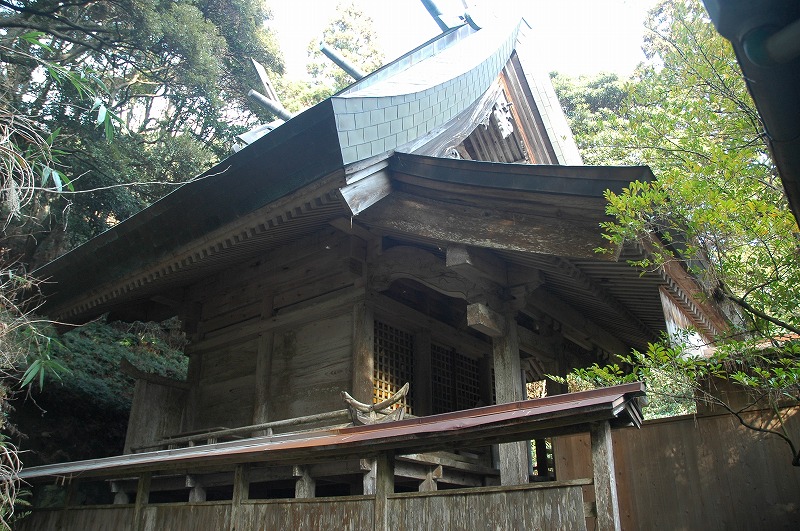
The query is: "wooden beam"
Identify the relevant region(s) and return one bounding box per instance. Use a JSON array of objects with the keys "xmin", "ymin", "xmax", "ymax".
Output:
[
  {"xmin": 373, "ymin": 453, "xmax": 394, "ymax": 531},
  {"xmin": 352, "ymin": 302, "xmax": 375, "ymax": 404},
  {"xmin": 591, "ymin": 421, "xmax": 622, "ymax": 531},
  {"xmin": 329, "ymin": 216, "xmax": 377, "ymax": 242},
  {"xmin": 527, "ymin": 287, "xmax": 629, "ymax": 355},
  {"xmin": 110, "ymin": 481, "xmax": 129, "ymax": 505},
  {"xmin": 358, "ymin": 192, "xmax": 614, "ymax": 260},
  {"xmin": 492, "ymin": 313, "xmax": 529, "ymax": 486},
  {"xmin": 361, "ymin": 458, "xmax": 377, "ymax": 495},
  {"xmin": 446, "ymin": 244, "xmax": 508, "ymax": 286},
  {"xmin": 338, "ymin": 169, "xmax": 392, "ymax": 216},
  {"xmin": 516, "ymin": 325, "xmax": 560, "ymax": 361},
  {"xmin": 548, "ymin": 255, "xmax": 657, "ymax": 340},
  {"xmin": 467, "ymin": 303, "xmax": 506, "ymax": 337},
  {"xmin": 370, "ymin": 245, "xmax": 503, "ymax": 307}
]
